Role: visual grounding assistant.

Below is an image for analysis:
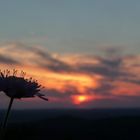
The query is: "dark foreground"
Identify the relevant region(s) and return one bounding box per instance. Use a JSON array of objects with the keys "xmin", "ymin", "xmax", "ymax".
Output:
[
  {"xmin": 4, "ymin": 116, "xmax": 140, "ymax": 140},
  {"xmin": 1, "ymin": 109, "xmax": 140, "ymax": 140}
]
